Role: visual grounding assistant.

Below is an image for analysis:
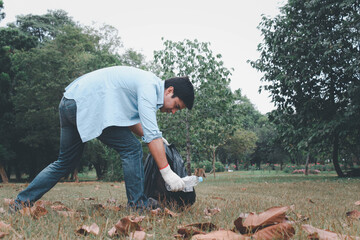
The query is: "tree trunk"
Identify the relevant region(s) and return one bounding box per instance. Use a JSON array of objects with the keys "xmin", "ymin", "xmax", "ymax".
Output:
[
  {"xmin": 332, "ymin": 134, "xmax": 345, "ymax": 177},
  {"xmin": 212, "ymin": 146, "xmax": 216, "ymax": 178},
  {"xmin": 305, "ymin": 153, "xmax": 310, "ymax": 176},
  {"xmin": 0, "ymin": 163, "xmax": 9, "ymax": 183},
  {"xmin": 185, "ymin": 112, "xmax": 192, "ymax": 176}
]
